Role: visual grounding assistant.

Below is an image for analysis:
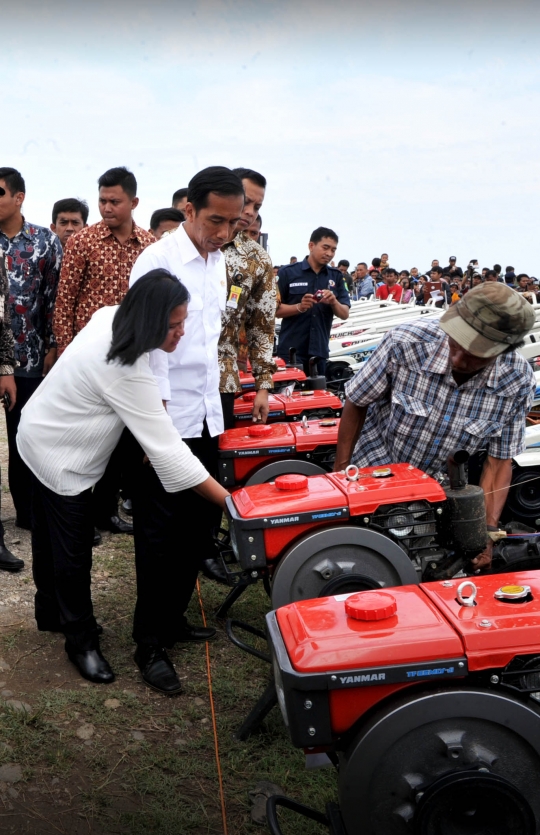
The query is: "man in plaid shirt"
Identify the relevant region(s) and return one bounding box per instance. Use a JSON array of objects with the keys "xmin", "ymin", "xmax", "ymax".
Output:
[{"xmin": 335, "ymin": 283, "xmax": 536, "ymax": 568}]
